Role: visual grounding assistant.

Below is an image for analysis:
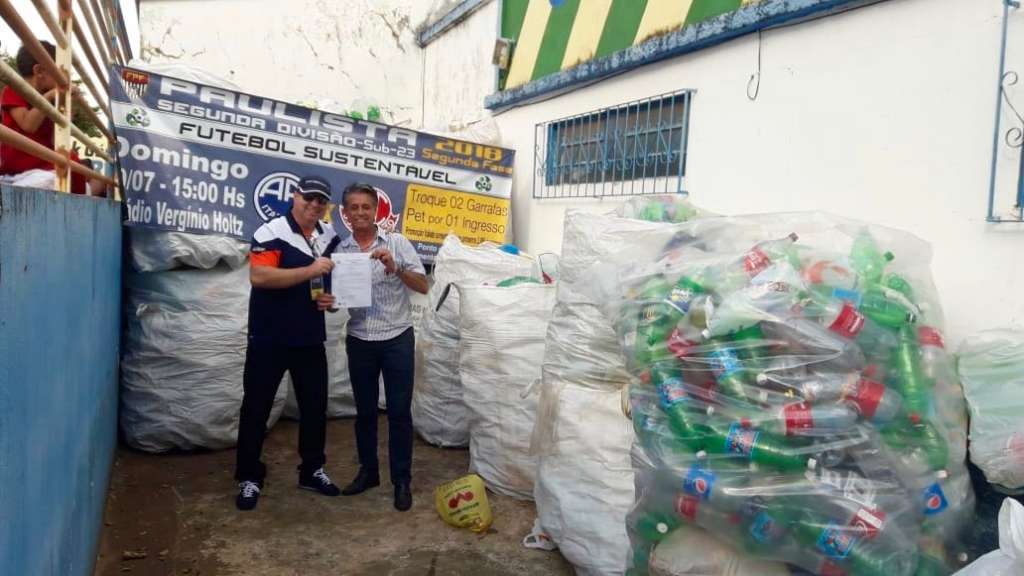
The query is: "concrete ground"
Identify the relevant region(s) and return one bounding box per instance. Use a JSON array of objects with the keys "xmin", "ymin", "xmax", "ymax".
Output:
[{"xmin": 94, "ymin": 416, "xmax": 572, "ymax": 576}]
